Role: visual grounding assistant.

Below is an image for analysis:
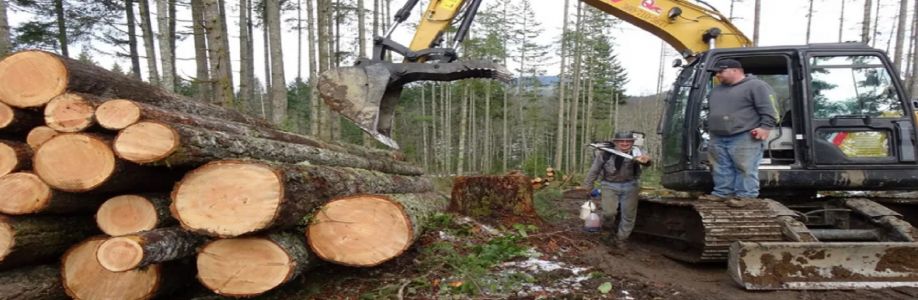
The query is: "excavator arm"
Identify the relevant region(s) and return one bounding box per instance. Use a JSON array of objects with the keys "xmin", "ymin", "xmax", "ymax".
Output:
[{"xmin": 318, "ymin": 0, "xmax": 751, "ymax": 148}]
